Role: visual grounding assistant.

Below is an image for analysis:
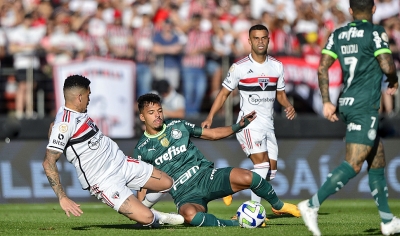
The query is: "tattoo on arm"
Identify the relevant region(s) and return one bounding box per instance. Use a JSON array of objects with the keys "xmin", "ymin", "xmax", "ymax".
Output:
[
  {"xmin": 43, "ymin": 149, "xmax": 67, "ymax": 200},
  {"xmin": 376, "ymin": 53, "xmax": 398, "ymax": 85},
  {"xmin": 318, "ymin": 54, "xmax": 336, "ymax": 103}
]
